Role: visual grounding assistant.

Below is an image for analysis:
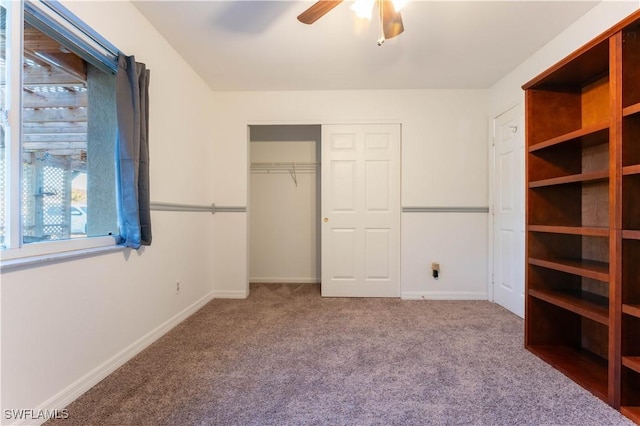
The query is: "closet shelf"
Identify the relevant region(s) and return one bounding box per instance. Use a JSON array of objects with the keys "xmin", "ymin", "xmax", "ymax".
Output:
[{"xmin": 250, "ymin": 161, "xmax": 319, "ymax": 187}]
